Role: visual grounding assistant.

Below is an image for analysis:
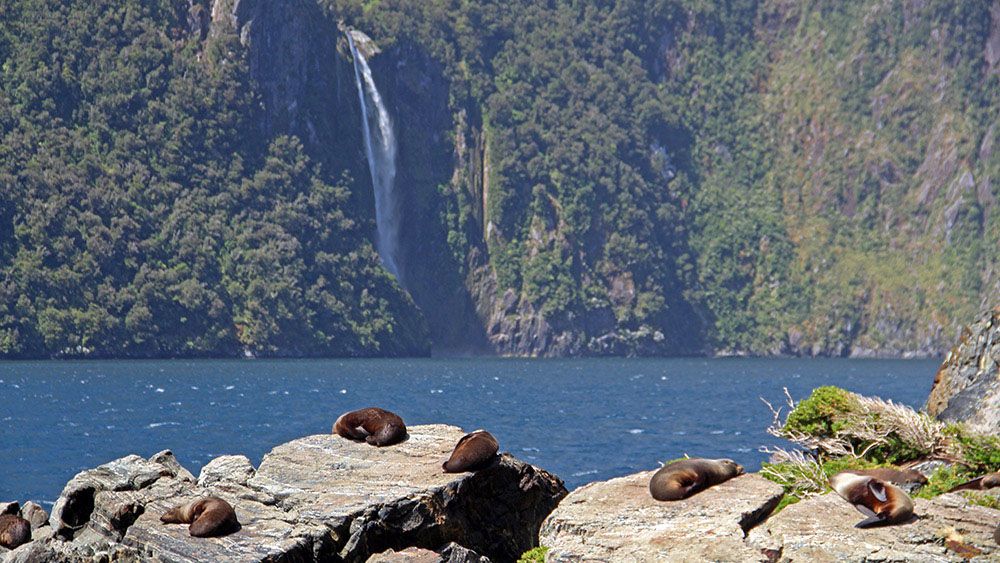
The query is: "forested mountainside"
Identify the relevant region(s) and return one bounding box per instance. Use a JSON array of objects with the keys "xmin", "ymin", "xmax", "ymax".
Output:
[{"xmin": 0, "ymin": 0, "xmax": 996, "ymax": 358}]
